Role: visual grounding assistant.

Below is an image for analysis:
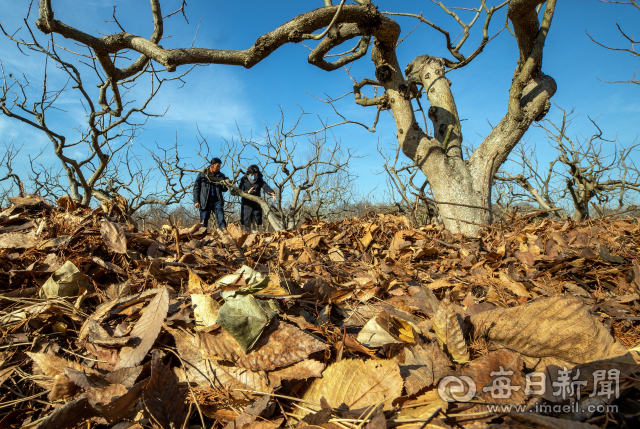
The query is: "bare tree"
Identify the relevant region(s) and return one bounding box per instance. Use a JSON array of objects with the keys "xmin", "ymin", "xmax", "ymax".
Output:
[
  {"xmin": 377, "ymin": 143, "xmax": 438, "ymax": 226},
  {"xmin": 0, "ymin": 141, "xmax": 23, "ymax": 207},
  {"xmin": 496, "ymin": 107, "xmax": 640, "ymax": 221},
  {"xmin": 30, "ymin": 0, "xmax": 560, "ymax": 236},
  {"xmin": 0, "ymin": 7, "xmax": 192, "ymax": 207},
  {"xmin": 588, "ymin": 0, "xmax": 639, "ymax": 85}
]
